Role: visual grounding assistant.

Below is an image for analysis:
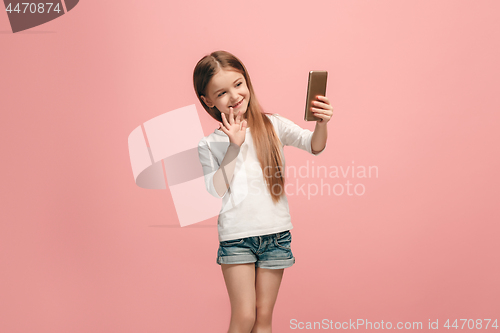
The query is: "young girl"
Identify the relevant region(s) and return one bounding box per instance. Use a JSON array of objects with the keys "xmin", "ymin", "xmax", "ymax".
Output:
[{"xmin": 194, "ymin": 50, "xmax": 332, "ymax": 333}]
